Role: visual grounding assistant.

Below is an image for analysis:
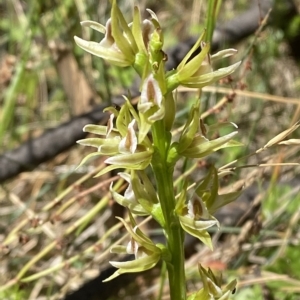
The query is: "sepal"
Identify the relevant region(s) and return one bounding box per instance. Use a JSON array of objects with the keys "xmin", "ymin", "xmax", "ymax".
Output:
[
  {"xmin": 179, "ymin": 131, "xmax": 239, "ymax": 158},
  {"xmin": 177, "ymin": 100, "xmax": 200, "ymax": 153},
  {"xmin": 195, "ymin": 166, "xmax": 242, "ymax": 214}
]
